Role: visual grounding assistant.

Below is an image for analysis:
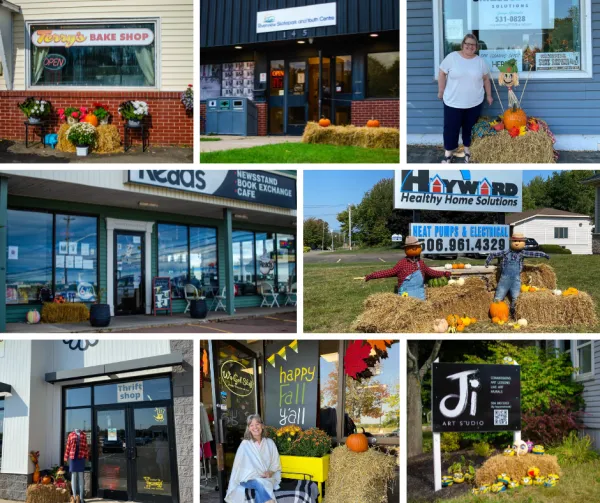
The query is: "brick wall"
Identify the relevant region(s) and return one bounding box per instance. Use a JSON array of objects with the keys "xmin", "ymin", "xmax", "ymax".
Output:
[
  {"xmin": 257, "ymin": 102, "xmax": 268, "ymax": 136},
  {"xmin": 0, "ymin": 91, "xmax": 193, "ymax": 146},
  {"xmin": 351, "ymin": 100, "xmax": 400, "ymax": 129},
  {"xmin": 200, "ymin": 102, "xmax": 206, "ymax": 134}
]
